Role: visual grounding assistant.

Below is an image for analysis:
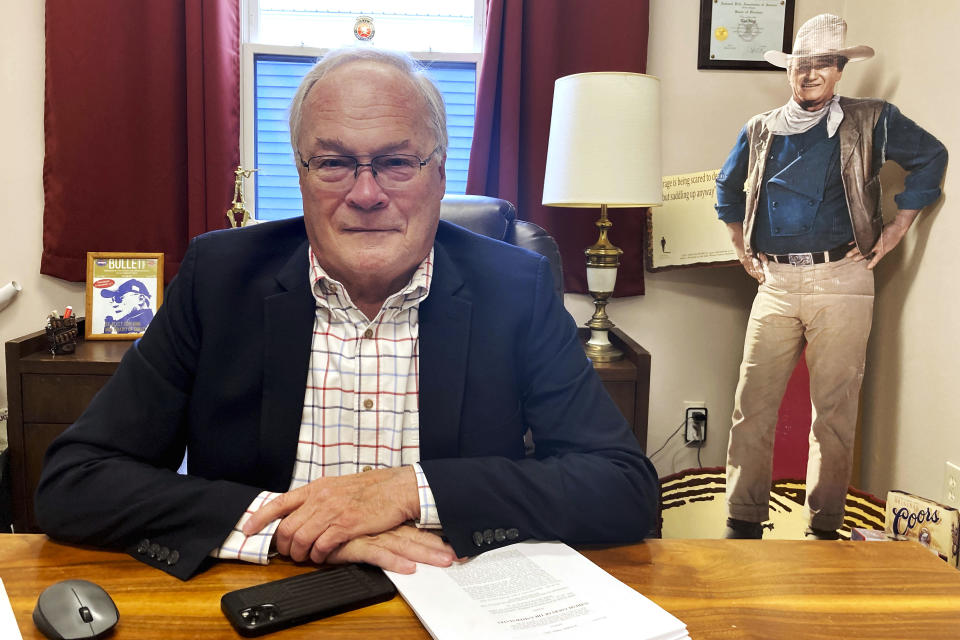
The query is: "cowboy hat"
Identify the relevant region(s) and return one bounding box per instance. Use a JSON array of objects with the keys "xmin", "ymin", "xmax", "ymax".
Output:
[{"xmin": 764, "ymin": 13, "xmax": 874, "ymax": 68}]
